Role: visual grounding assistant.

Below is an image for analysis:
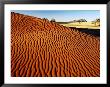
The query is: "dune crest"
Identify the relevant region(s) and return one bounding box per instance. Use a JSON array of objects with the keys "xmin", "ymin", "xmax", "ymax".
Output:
[{"xmin": 11, "ymin": 12, "xmax": 100, "ymax": 77}]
